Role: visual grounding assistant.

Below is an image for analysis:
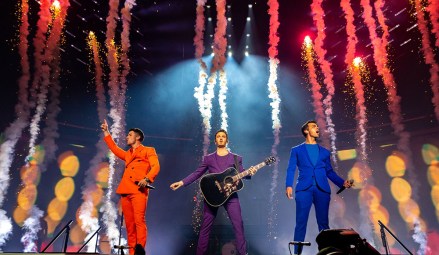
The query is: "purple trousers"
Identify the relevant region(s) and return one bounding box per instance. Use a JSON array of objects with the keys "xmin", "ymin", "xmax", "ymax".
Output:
[{"xmin": 196, "ymin": 195, "xmax": 247, "ymax": 255}]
